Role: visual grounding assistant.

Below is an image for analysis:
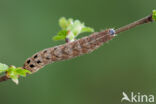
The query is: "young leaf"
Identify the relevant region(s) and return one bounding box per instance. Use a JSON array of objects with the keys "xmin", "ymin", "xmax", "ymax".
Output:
[
  {"xmin": 7, "ymin": 67, "xmax": 18, "ymax": 79},
  {"xmin": 53, "ymin": 30, "xmax": 68, "ymax": 41},
  {"xmin": 59, "ymin": 17, "xmax": 69, "ymax": 29},
  {"xmin": 6, "ymin": 66, "xmax": 31, "ymax": 84},
  {"xmin": 53, "ymin": 17, "xmax": 94, "ymax": 42},
  {"xmin": 82, "ymin": 27, "xmax": 94, "ymax": 33},
  {"xmin": 15, "ymin": 68, "xmax": 31, "ymax": 77},
  {"xmin": 67, "ymin": 20, "xmax": 84, "ymax": 36},
  {"xmin": 0, "ymin": 63, "xmax": 9, "ymax": 73},
  {"xmin": 152, "ymin": 10, "xmax": 156, "ymax": 21},
  {"xmin": 12, "ymin": 77, "xmax": 19, "ymax": 85}
]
